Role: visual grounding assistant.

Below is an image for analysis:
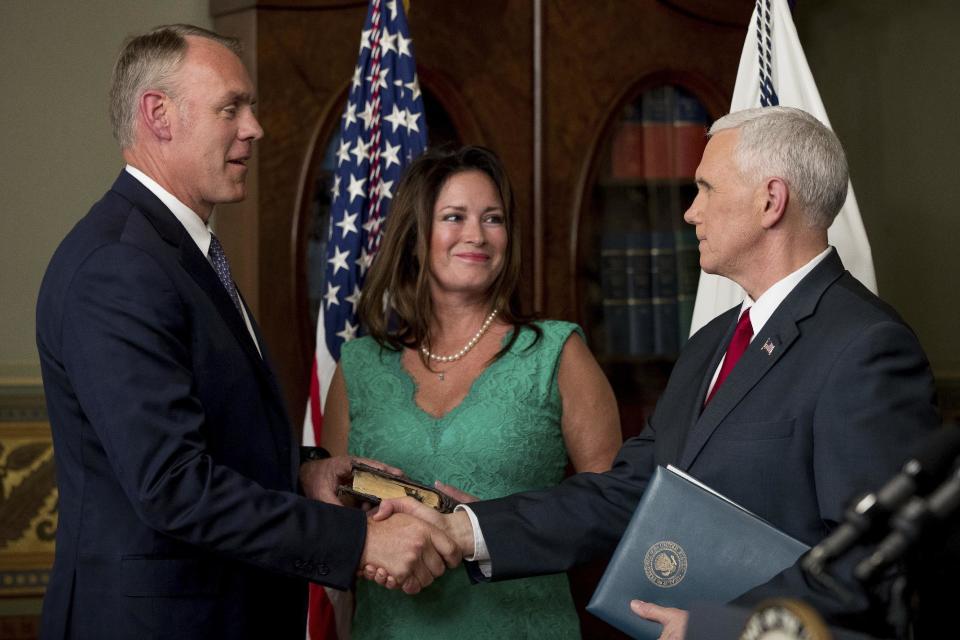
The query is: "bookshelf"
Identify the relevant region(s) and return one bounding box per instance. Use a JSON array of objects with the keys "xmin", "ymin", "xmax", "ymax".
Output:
[{"xmin": 577, "ymin": 84, "xmax": 712, "ymax": 440}]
